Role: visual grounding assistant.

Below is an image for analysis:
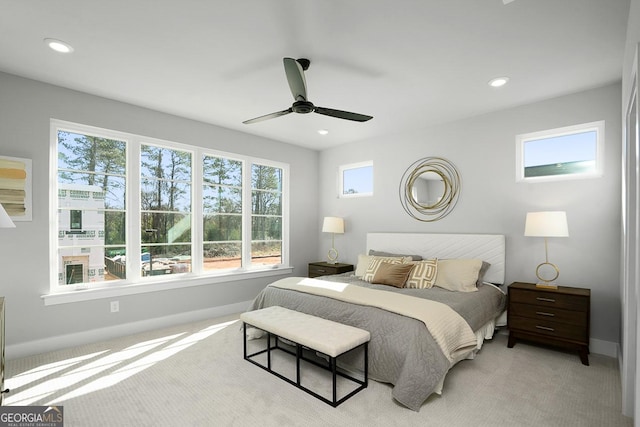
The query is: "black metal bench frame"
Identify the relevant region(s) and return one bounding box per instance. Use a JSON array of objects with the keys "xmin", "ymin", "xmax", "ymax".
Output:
[{"xmin": 242, "ymin": 322, "xmax": 368, "ymax": 407}]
